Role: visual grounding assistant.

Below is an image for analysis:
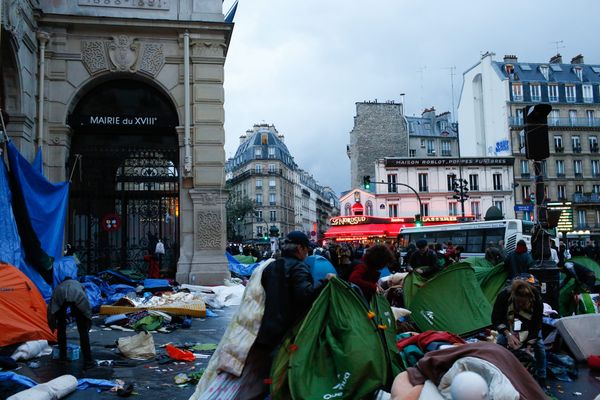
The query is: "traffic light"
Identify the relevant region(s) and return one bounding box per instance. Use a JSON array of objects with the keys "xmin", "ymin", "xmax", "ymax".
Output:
[
  {"xmin": 414, "ymin": 214, "xmax": 422, "ymax": 227},
  {"xmin": 452, "ymin": 178, "xmax": 469, "ymax": 201},
  {"xmin": 363, "ymin": 175, "xmax": 371, "ymax": 190},
  {"xmin": 524, "ymin": 104, "xmax": 552, "ymax": 160}
]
